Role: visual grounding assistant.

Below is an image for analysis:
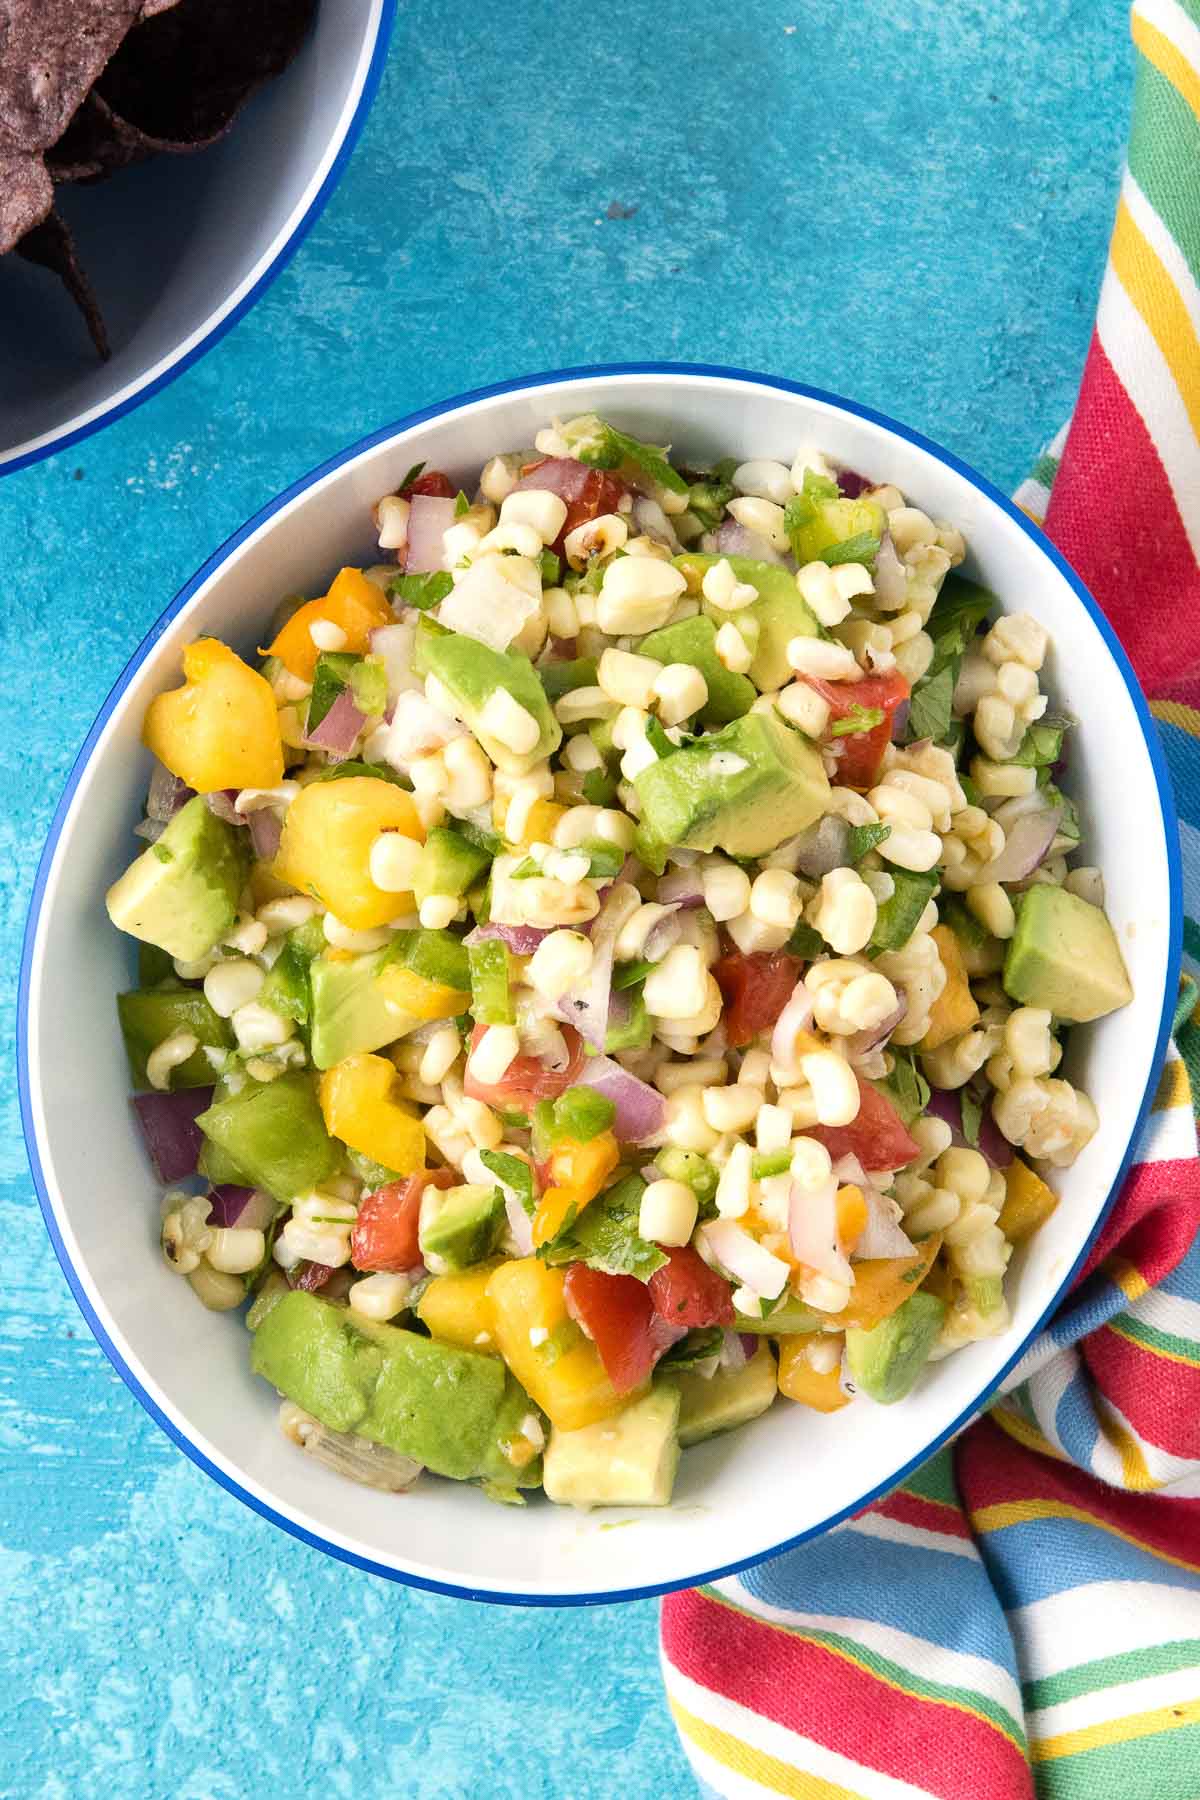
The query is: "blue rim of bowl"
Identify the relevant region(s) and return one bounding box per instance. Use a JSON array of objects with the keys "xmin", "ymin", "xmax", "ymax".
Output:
[
  {"xmin": 17, "ymin": 362, "xmax": 1183, "ymax": 1606},
  {"xmin": 0, "ymin": 0, "xmax": 397, "ymax": 480}
]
